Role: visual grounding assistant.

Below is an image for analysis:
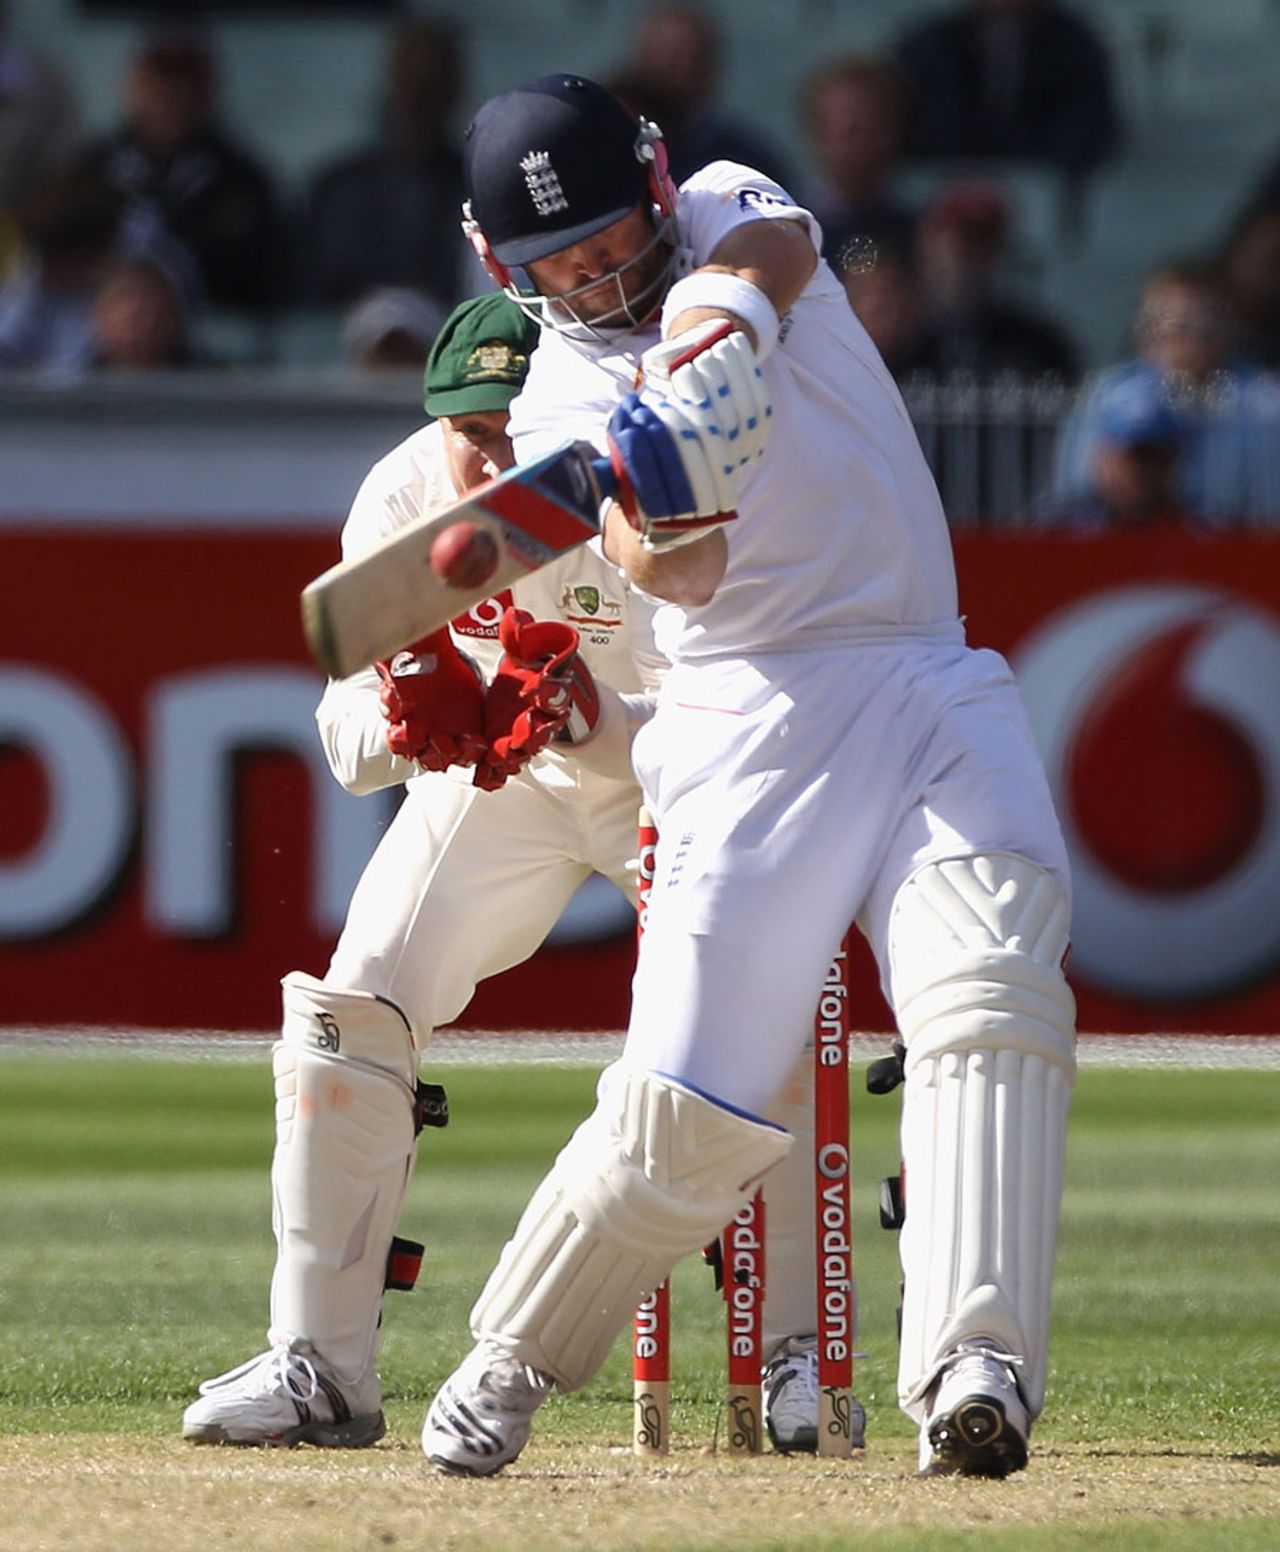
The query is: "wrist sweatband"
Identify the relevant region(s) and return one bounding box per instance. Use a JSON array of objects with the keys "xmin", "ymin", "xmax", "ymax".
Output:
[{"xmin": 661, "ymin": 273, "xmax": 780, "ymax": 361}]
